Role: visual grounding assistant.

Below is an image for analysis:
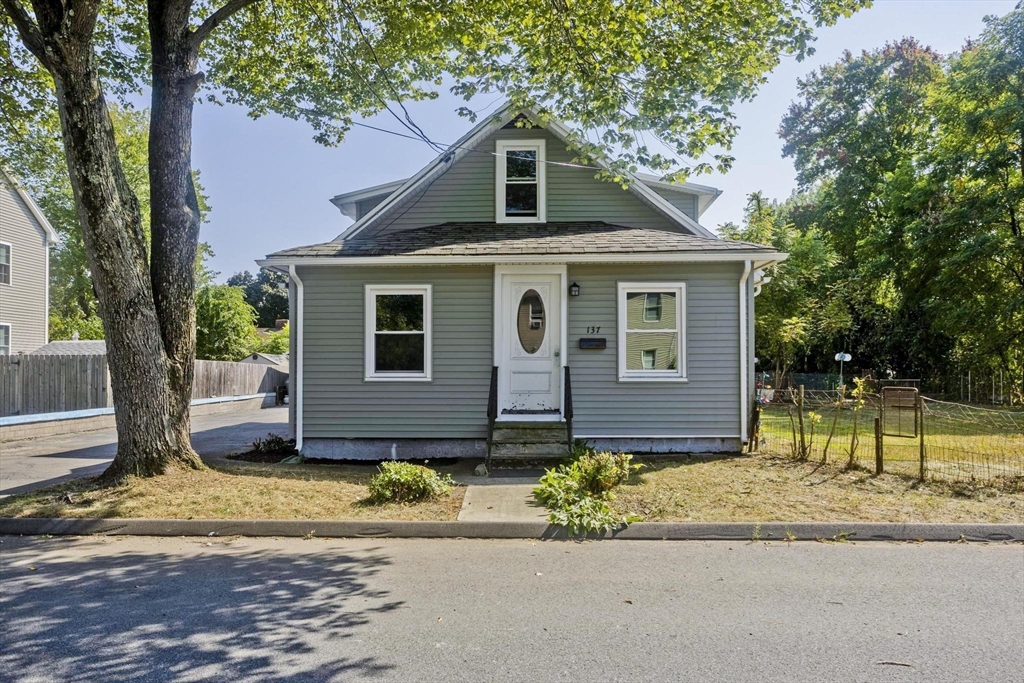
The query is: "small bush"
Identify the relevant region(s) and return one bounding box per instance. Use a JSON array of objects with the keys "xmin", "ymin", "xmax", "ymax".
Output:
[
  {"xmin": 251, "ymin": 433, "xmax": 297, "ymax": 454},
  {"xmin": 367, "ymin": 462, "xmax": 453, "ymax": 504},
  {"xmin": 534, "ymin": 445, "xmax": 642, "ymax": 535}
]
